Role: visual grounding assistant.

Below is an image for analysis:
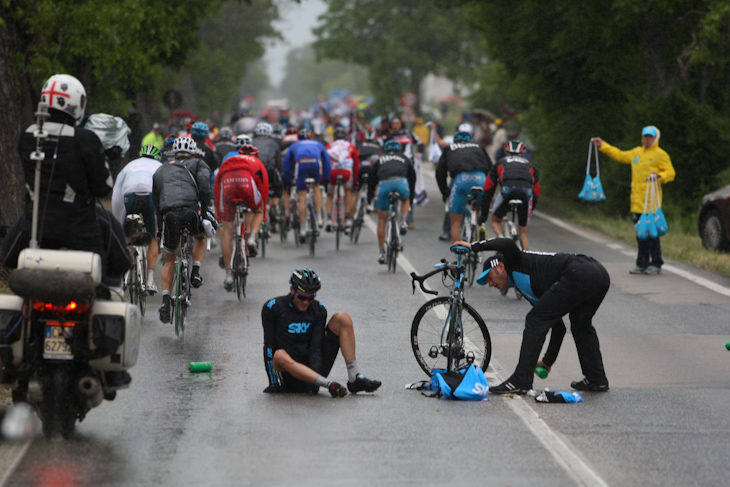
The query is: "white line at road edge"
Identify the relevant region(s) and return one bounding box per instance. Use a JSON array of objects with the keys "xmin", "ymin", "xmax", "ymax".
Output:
[
  {"xmin": 535, "ymin": 210, "xmax": 730, "ymax": 298},
  {"xmin": 364, "ymin": 209, "xmax": 610, "ymax": 487},
  {"xmin": 0, "ymin": 440, "xmax": 32, "ymax": 486}
]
